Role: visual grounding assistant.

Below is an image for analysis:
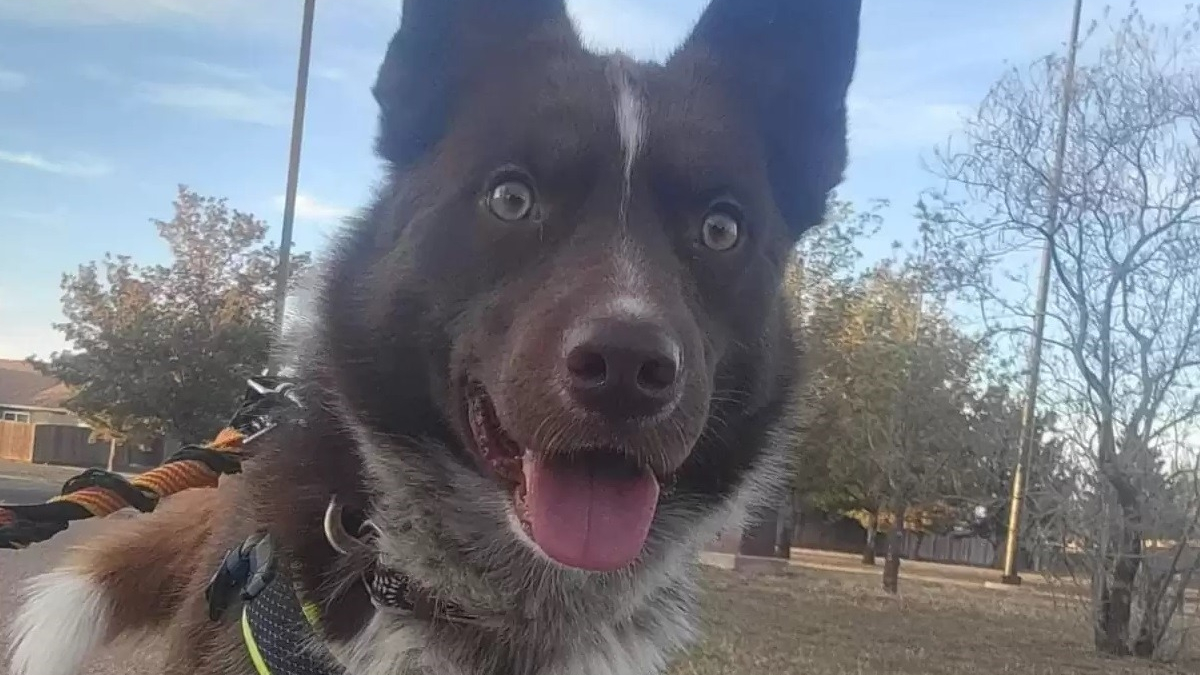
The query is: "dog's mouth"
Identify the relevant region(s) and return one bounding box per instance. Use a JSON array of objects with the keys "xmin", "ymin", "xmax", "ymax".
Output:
[{"xmin": 466, "ymin": 382, "xmax": 660, "ymax": 572}]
